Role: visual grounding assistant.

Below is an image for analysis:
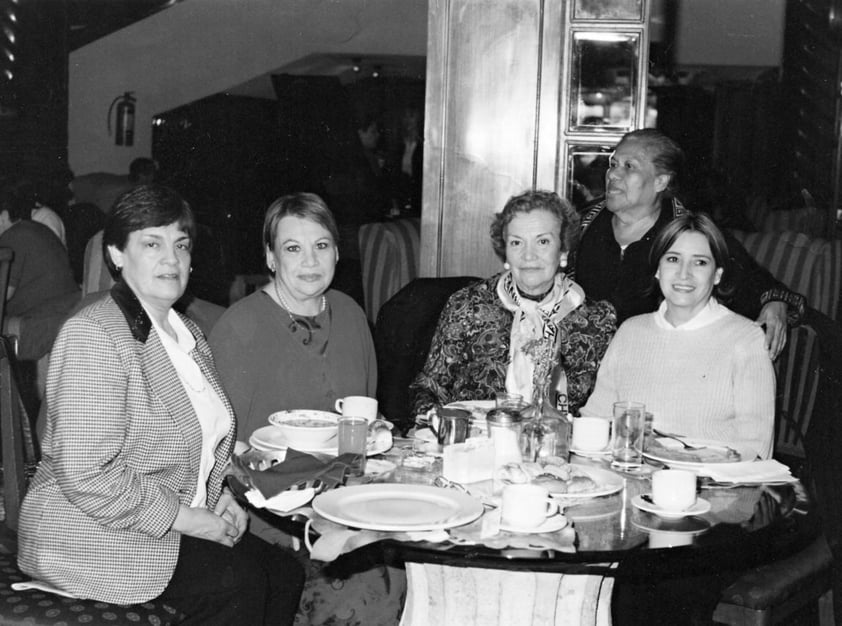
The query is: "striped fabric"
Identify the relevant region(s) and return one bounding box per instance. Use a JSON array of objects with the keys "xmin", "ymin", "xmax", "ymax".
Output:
[
  {"xmin": 81, "ymin": 230, "xmax": 114, "ymax": 297},
  {"xmin": 729, "ymin": 230, "xmax": 820, "ymax": 308},
  {"xmin": 813, "ymin": 238, "xmax": 842, "ymax": 321},
  {"xmin": 760, "ymin": 207, "xmax": 830, "ymax": 239},
  {"xmin": 358, "ymin": 218, "xmax": 421, "ymax": 324},
  {"xmin": 773, "ymin": 324, "xmax": 820, "ymax": 460}
]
